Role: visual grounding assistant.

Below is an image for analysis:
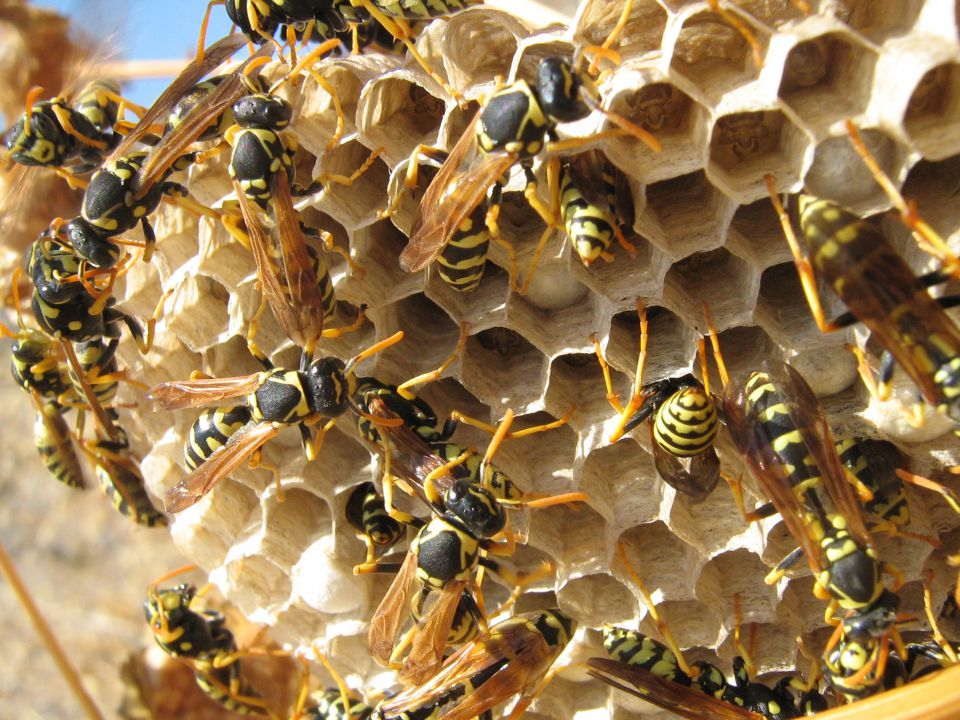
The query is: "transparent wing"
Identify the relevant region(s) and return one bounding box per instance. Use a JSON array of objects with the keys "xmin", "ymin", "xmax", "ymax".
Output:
[
  {"xmin": 148, "ymin": 374, "xmax": 262, "ymax": 411},
  {"xmin": 369, "ymin": 549, "xmax": 421, "ymax": 668},
  {"xmin": 399, "ymin": 581, "xmax": 466, "ymax": 686}
]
